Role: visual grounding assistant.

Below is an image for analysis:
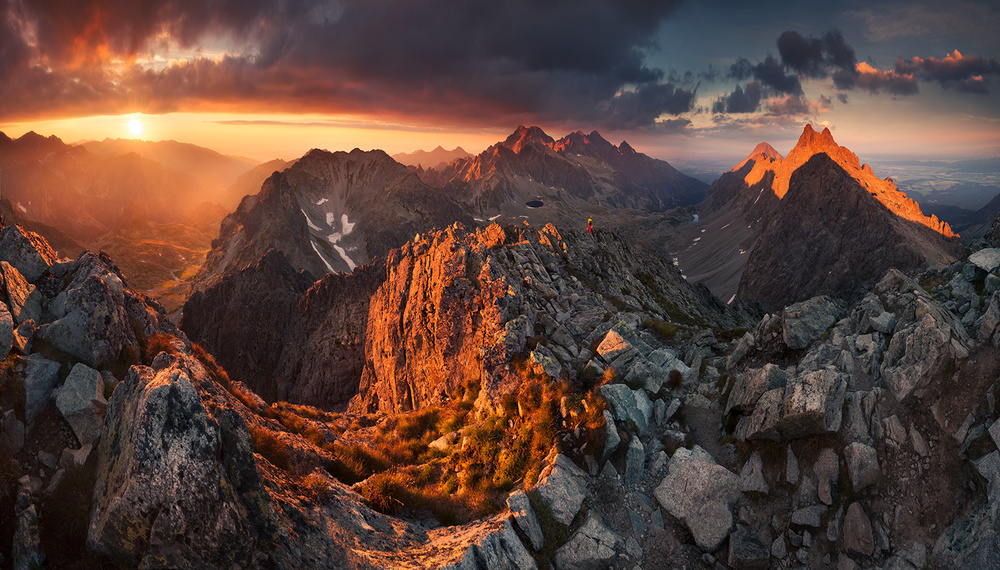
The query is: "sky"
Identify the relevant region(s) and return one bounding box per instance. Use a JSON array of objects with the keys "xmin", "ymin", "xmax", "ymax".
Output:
[{"xmin": 0, "ymin": 0, "xmax": 998, "ymax": 167}]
